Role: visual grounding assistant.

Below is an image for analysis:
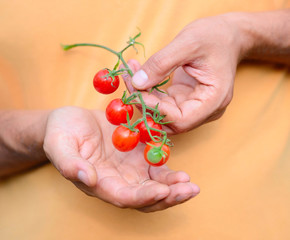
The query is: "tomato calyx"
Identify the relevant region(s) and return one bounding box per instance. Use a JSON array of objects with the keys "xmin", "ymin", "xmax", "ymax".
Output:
[
  {"xmin": 144, "ymin": 141, "xmax": 170, "ymax": 166},
  {"xmin": 121, "ymin": 90, "xmax": 138, "ymax": 105},
  {"xmin": 123, "ymin": 31, "xmax": 146, "ymax": 58},
  {"xmin": 106, "ymin": 98, "xmax": 134, "ymax": 125},
  {"xmin": 103, "ymin": 68, "xmax": 128, "ymax": 88},
  {"xmin": 149, "ymin": 109, "xmax": 166, "ymax": 125},
  {"xmin": 146, "ymin": 147, "xmax": 165, "ymax": 164},
  {"xmin": 121, "ymin": 112, "xmax": 139, "ymax": 133},
  {"xmin": 112, "ymin": 125, "xmax": 140, "ymax": 152},
  {"xmin": 146, "ymin": 103, "xmax": 173, "ymax": 126}
]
